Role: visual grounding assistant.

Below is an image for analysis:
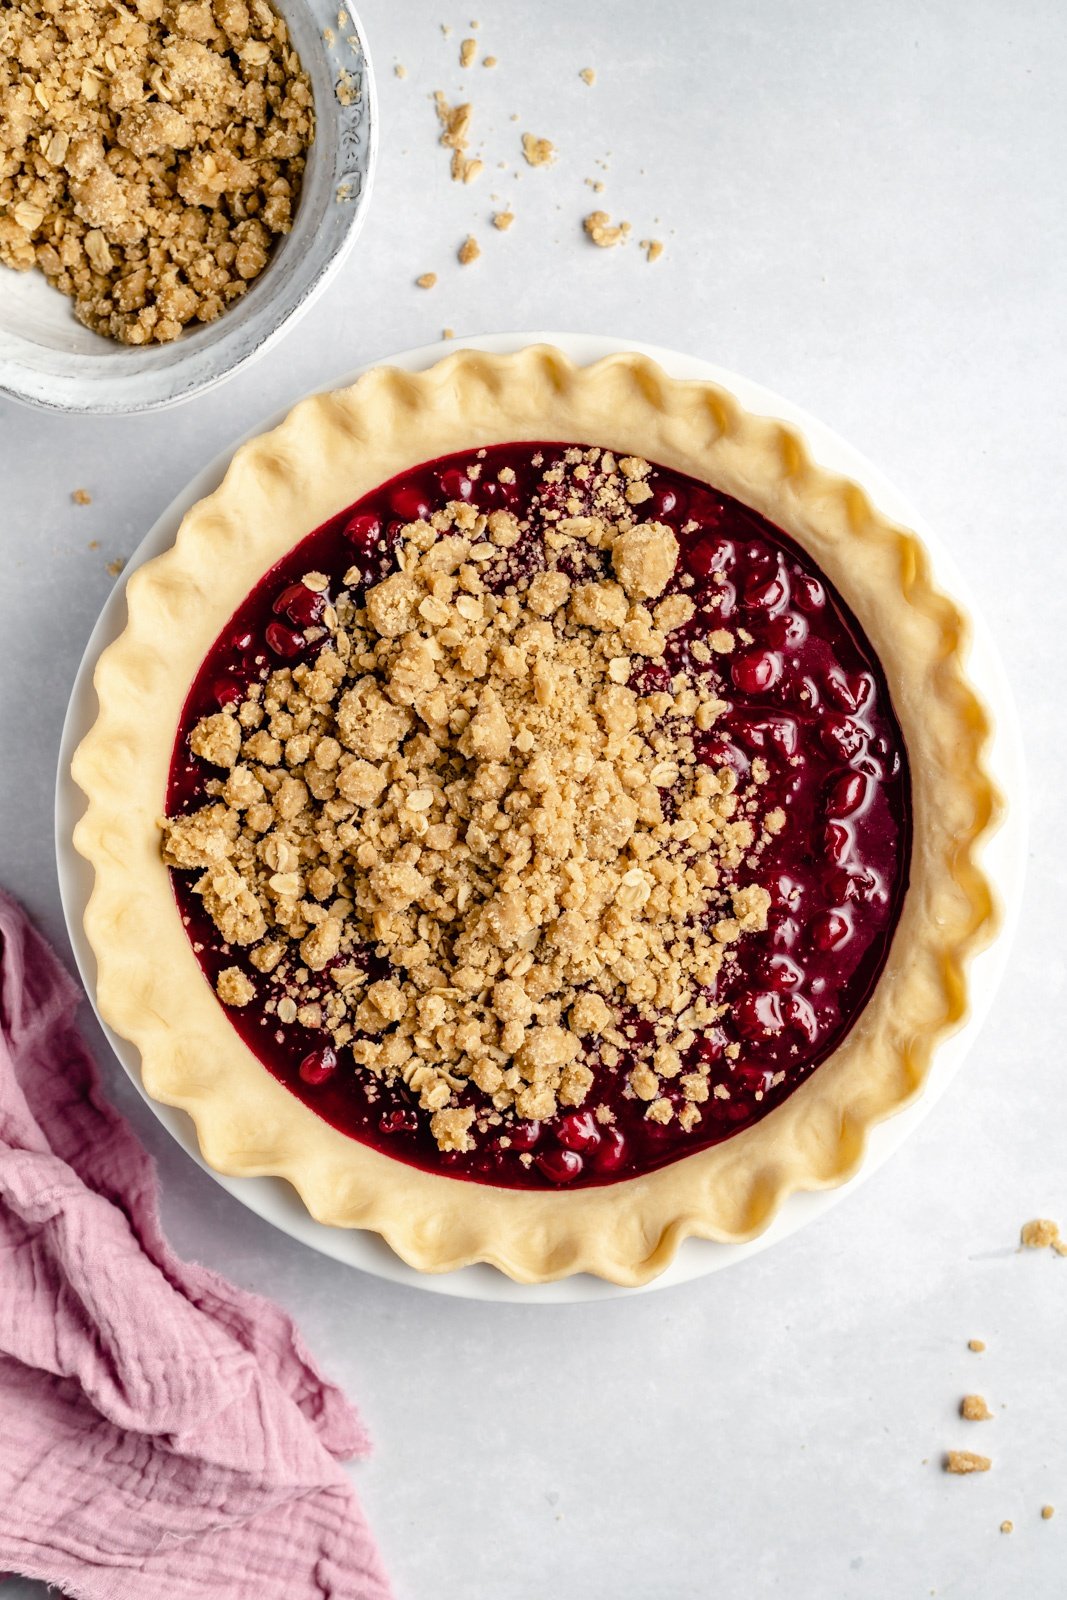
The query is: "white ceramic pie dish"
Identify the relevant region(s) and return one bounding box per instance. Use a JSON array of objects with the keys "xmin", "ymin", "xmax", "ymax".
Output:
[
  {"xmin": 0, "ymin": 0, "xmax": 376, "ymax": 415},
  {"xmin": 55, "ymin": 332, "xmax": 1027, "ymax": 1302}
]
